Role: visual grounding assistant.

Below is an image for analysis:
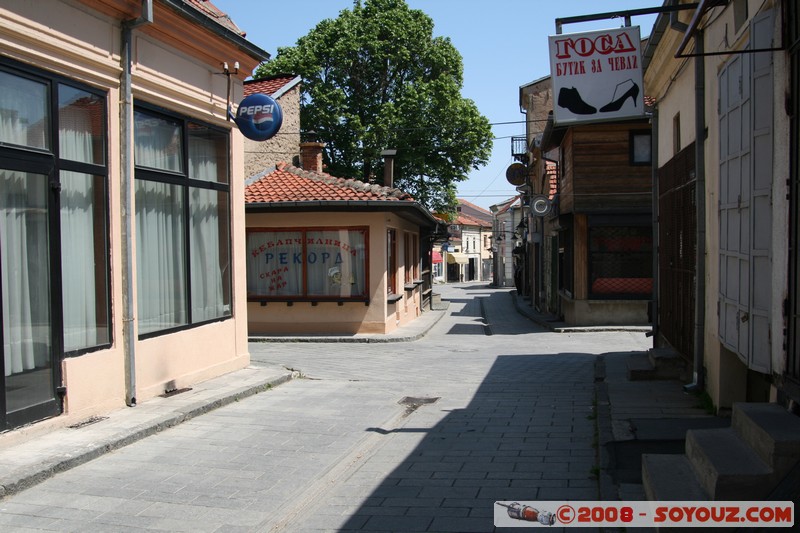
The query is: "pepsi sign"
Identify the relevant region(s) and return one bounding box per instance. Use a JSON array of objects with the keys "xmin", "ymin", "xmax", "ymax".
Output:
[{"xmin": 234, "ymin": 93, "xmax": 283, "ymax": 141}]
